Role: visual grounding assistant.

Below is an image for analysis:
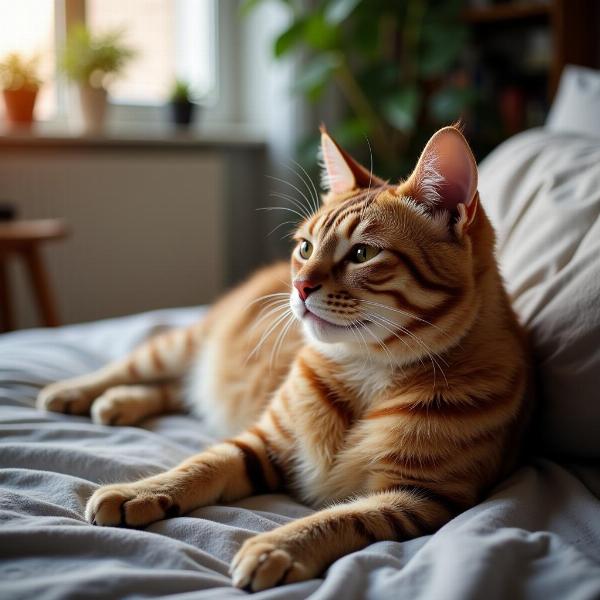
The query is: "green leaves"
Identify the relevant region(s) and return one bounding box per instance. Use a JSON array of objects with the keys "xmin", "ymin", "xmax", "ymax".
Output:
[
  {"xmin": 292, "ymin": 53, "xmax": 342, "ymax": 101},
  {"xmin": 304, "ymin": 13, "xmax": 339, "ymax": 51},
  {"xmin": 274, "ymin": 19, "xmax": 306, "ymax": 57},
  {"xmin": 0, "ymin": 53, "xmax": 41, "ymax": 90},
  {"xmin": 61, "ymin": 25, "xmax": 135, "ymax": 85},
  {"xmin": 382, "ymin": 87, "xmax": 421, "ymax": 132},
  {"xmin": 273, "ymin": 12, "xmax": 338, "ymax": 59},
  {"xmin": 430, "ymin": 87, "xmax": 477, "ymax": 122},
  {"xmin": 333, "ymin": 116, "xmax": 370, "ymax": 146},
  {"xmin": 420, "ymin": 23, "xmax": 467, "ymax": 77}
]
